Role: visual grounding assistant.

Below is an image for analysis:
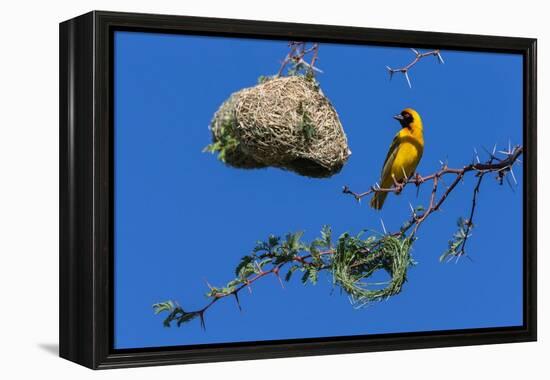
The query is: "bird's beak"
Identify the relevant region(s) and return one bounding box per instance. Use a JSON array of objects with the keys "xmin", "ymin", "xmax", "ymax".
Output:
[{"xmin": 393, "ymin": 114, "xmax": 405, "ymax": 121}]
